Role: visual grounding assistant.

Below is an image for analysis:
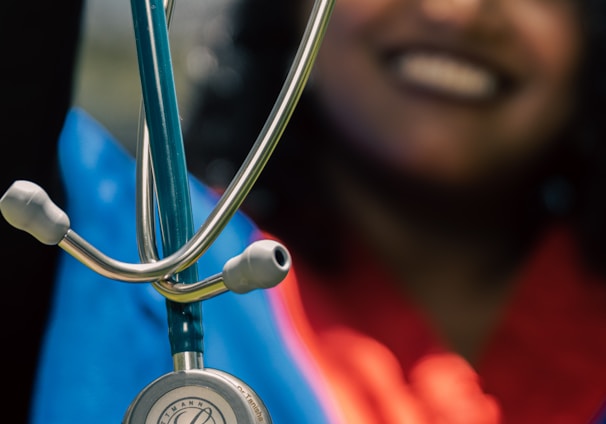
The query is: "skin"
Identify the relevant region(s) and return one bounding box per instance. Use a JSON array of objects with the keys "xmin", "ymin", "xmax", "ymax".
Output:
[{"xmin": 303, "ymin": 0, "xmax": 585, "ymax": 362}]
